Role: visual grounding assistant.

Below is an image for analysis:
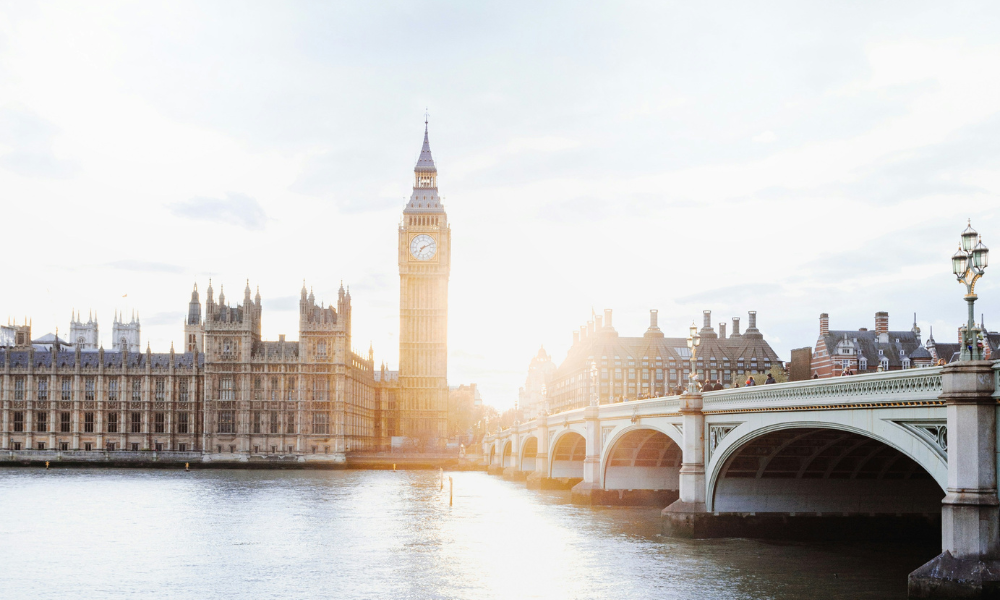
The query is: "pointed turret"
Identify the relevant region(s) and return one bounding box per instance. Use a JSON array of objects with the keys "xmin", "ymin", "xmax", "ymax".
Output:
[
  {"xmin": 187, "ymin": 282, "xmax": 202, "ymax": 326},
  {"xmin": 255, "ymin": 286, "xmax": 261, "ymax": 306},
  {"xmin": 244, "ymin": 279, "xmax": 252, "ymax": 302},
  {"xmin": 415, "ymin": 117, "xmax": 436, "ymax": 174},
  {"xmin": 405, "ymin": 116, "xmax": 443, "ymax": 212}
]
